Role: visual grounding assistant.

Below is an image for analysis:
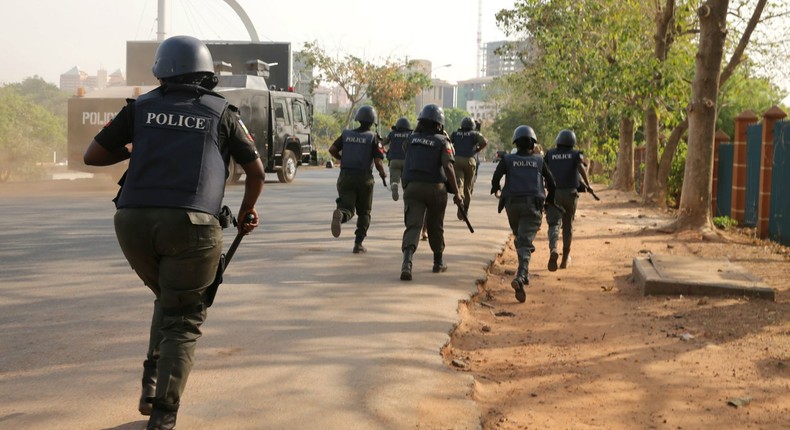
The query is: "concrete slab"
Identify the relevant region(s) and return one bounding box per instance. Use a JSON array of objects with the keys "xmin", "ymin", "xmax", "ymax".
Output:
[{"xmin": 632, "ymin": 253, "xmax": 775, "ymax": 300}]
